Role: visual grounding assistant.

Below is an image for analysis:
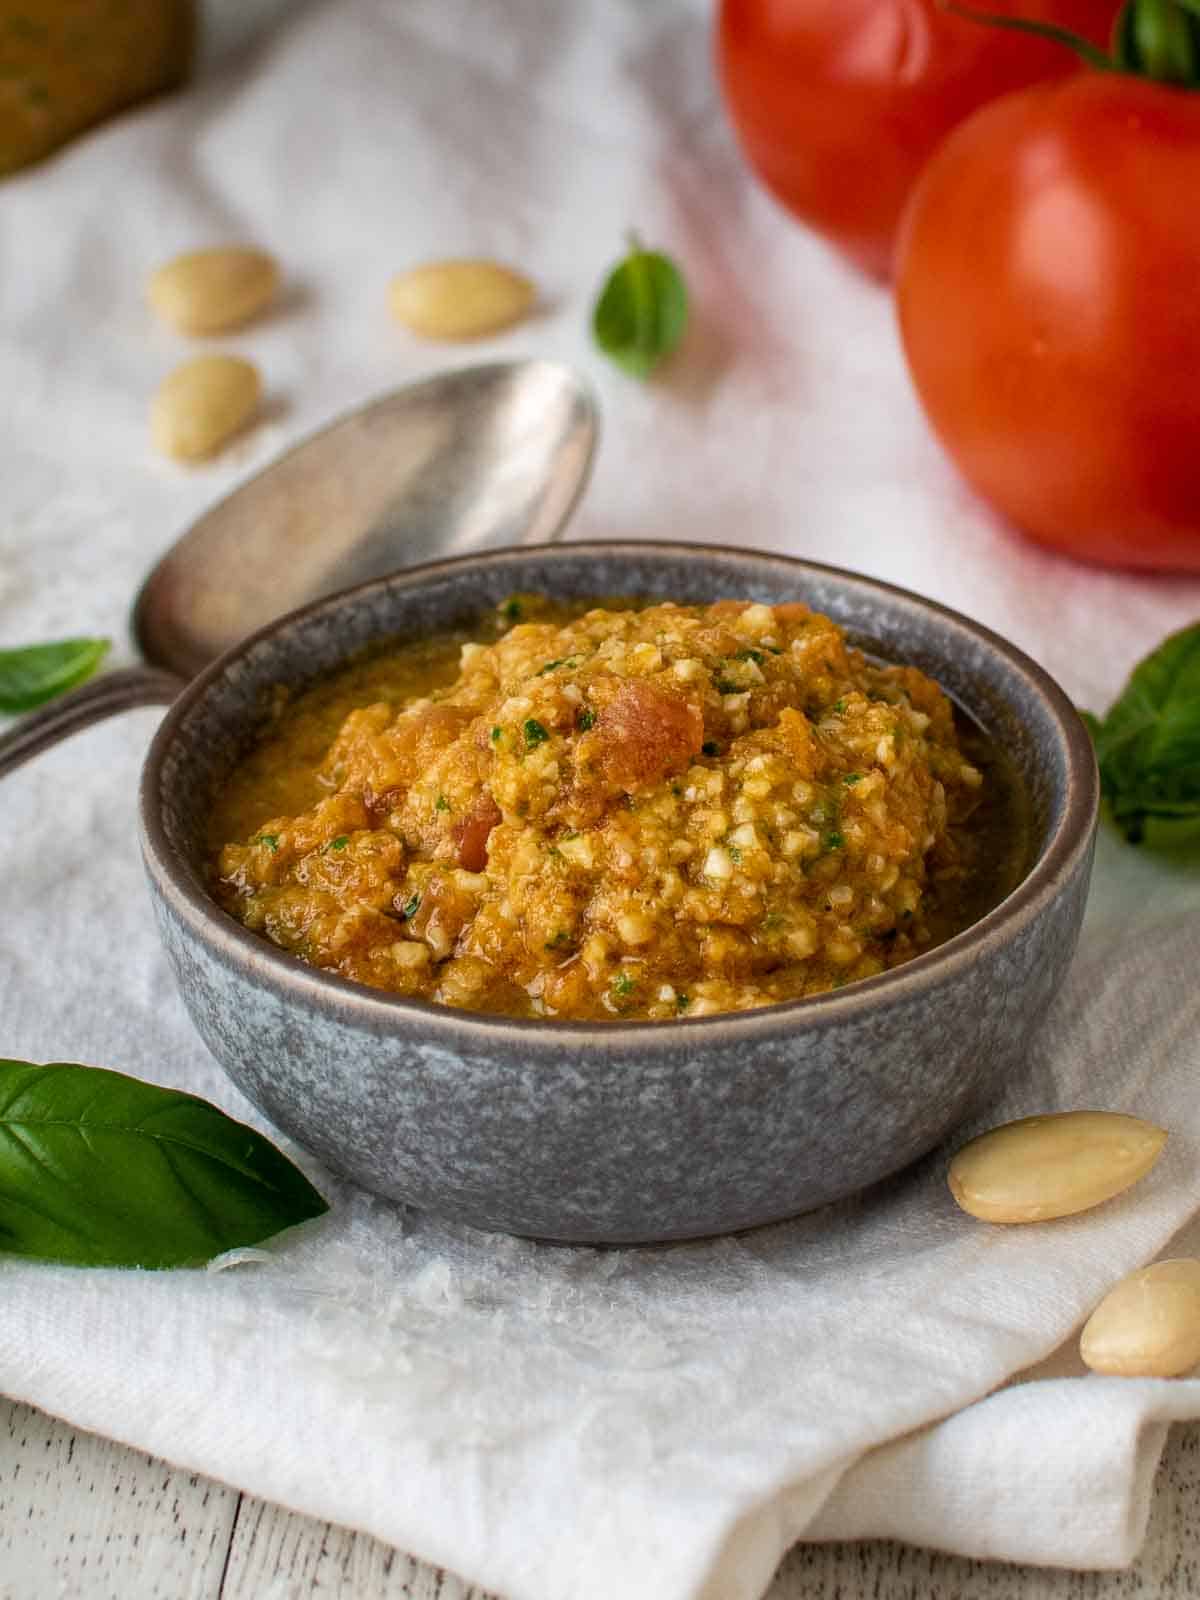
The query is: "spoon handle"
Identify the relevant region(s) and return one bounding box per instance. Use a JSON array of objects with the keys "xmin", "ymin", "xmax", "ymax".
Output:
[{"xmin": 0, "ymin": 666, "xmax": 183, "ymax": 781}]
